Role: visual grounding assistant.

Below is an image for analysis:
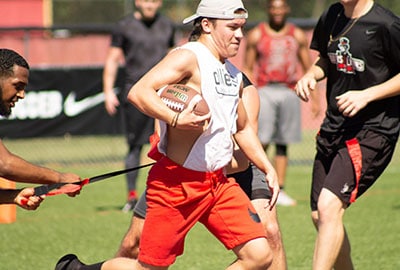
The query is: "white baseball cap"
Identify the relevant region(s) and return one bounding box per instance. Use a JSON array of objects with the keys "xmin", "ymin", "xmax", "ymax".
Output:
[{"xmin": 183, "ymin": 0, "xmax": 248, "ymax": 24}]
